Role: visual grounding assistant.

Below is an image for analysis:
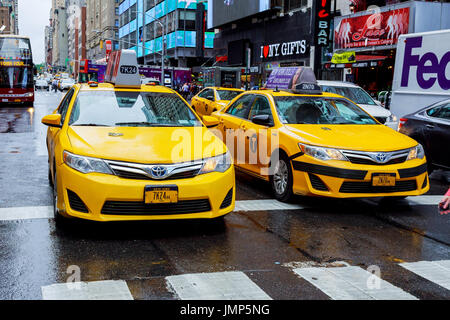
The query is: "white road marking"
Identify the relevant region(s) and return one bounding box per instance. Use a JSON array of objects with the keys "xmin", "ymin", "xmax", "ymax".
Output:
[
  {"xmin": 41, "ymin": 280, "xmax": 133, "ymax": 300},
  {"xmin": 405, "ymin": 195, "xmax": 443, "ymax": 206},
  {"xmin": 166, "ymin": 271, "xmax": 272, "ymax": 300},
  {"xmin": 400, "ymin": 260, "xmax": 450, "ymax": 291},
  {"xmin": 0, "ymin": 195, "xmax": 443, "ymax": 221},
  {"xmin": 293, "ymin": 266, "xmax": 418, "ymax": 300},
  {"xmin": 234, "ymin": 199, "xmax": 303, "ymax": 212},
  {"xmin": 0, "ymin": 206, "xmax": 53, "ymax": 221}
]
